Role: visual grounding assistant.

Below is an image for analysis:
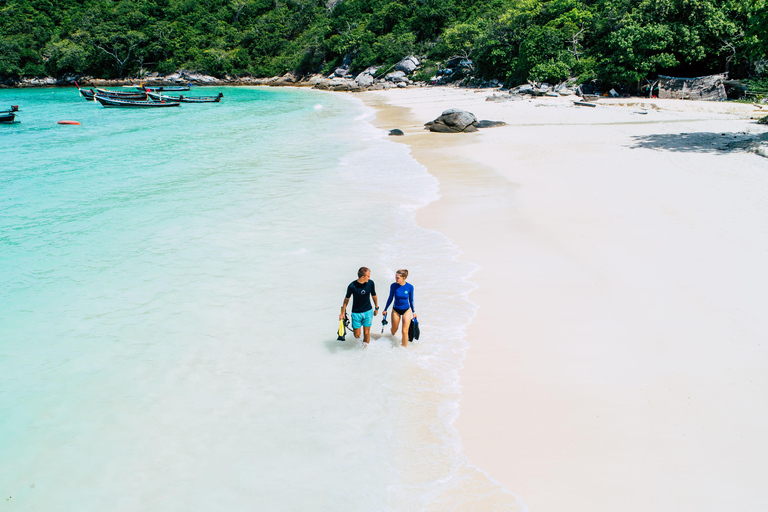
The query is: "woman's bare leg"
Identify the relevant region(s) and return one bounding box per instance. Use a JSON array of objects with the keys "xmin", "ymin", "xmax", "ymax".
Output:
[
  {"xmin": 400, "ymin": 309, "xmax": 413, "ymax": 347},
  {"xmin": 390, "ymin": 311, "xmax": 401, "ymax": 336}
]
